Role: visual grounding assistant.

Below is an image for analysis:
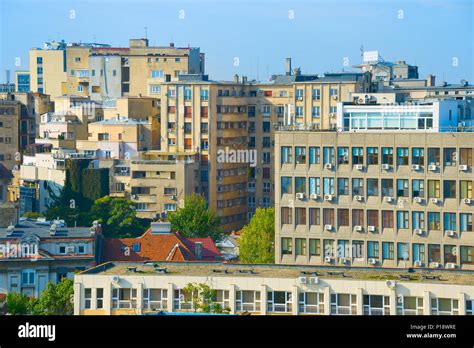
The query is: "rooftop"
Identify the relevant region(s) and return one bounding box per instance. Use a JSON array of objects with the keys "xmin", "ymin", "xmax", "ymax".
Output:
[
  {"xmin": 0, "ymin": 219, "xmax": 94, "ymax": 239},
  {"xmin": 79, "ymin": 261, "xmax": 474, "ymax": 286}
]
